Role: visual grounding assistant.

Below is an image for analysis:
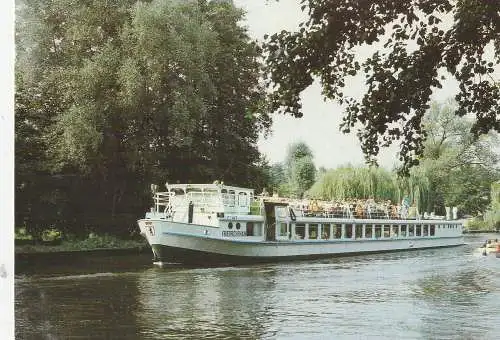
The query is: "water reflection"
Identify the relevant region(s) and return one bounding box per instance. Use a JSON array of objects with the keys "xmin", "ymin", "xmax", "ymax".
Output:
[
  {"xmin": 414, "ymin": 269, "xmax": 491, "ymax": 306},
  {"xmin": 14, "ymin": 234, "xmax": 500, "ymax": 339},
  {"xmin": 136, "ymin": 266, "xmax": 279, "ymax": 339},
  {"xmin": 412, "ymin": 252, "xmax": 499, "ymax": 340},
  {"xmin": 16, "ymin": 272, "xmax": 143, "ymax": 339}
]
